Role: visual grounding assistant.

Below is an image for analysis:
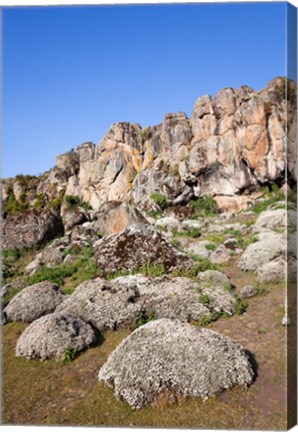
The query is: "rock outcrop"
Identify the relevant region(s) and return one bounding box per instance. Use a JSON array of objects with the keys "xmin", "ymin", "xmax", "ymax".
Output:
[
  {"xmin": 2, "ymin": 77, "xmax": 296, "ymax": 214},
  {"xmin": 2, "ymin": 208, "xmax": 64, "ymax": 250},
  {"xmin": 98, "ymin": 319, "xmax": 254, "ymax": 409}
]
